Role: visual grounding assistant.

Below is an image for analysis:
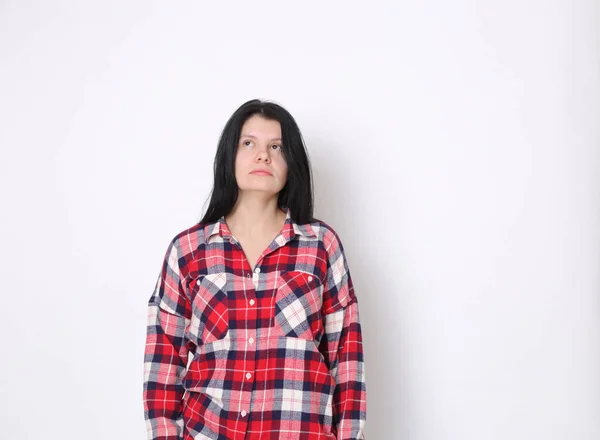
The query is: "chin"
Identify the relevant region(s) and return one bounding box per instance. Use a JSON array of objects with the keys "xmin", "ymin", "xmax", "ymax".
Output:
[
  {"xmin": 238, "ymin": 179, "xmax": 282, "ymax": 192},
  {"xmin": 238, "ymin": 185, "xmax": 282, "ymax": 196}
]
